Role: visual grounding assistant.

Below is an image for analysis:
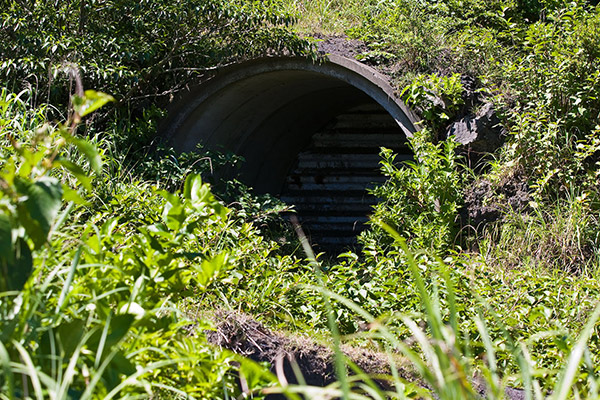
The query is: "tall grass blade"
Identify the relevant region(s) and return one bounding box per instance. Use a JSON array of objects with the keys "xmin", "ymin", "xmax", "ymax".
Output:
[
  {"xmin": 289, "ymin": 357, "xmax": 307, "ymax": 386},
  {"xmin": 519, "ymin": 343, "xmax": 544, "ymax": 400},
  {"xmin": 474, "ymin": 292, "xmax": 537, "ymax": 400},
  {"xmin": 474, "ymin": 314, "xmax": 502, "ymax": 399},
  {"xmin": 12, "ymin": 341, "xmax": 44, "ymax": 400},
  {"xmin": 583, "ymin": 348, "xmax": 599, "ymax": 398},
  {"xmin": 385, "ymin": 349, "xmax": 407, "ymax": 399},
  {"xmin": 94, "ymin": 311, "xmax": 112, "ymax": 369},
  {"xmin": 55, "ymin": 246, "xmax": 82, "ymax": 313},
  {"xmin": 0, "ymin": 340, "xmax": 15, "ymax": 400},
  {"xmin": 290, "ymin": 215, "xmax": 350, "ymax": 399},
  {"xmin": 346, "ymin": 360, "xmax": 387, "ymax": 399},
  {"xmin": 551, "ymin": 303, "xmax": 600, "ymax": 400},
  {"xmin": 379, "ymin": 223, "xmax": 442, "ymax": 339},
  {"xmin": 80, "ymin": 346, "xmax": 122, "ymax": 400},
  {"xmin": 442, "ymin": 268, "xmax": 460, "ymax": 348},
  {"xmin": 152, "ymin": 382, "xmax": 198, "ymax": 399},
  {"xmin": 103, "ymin": 359, "xmax": 187, "ymax": 400},
  {"xmin": 401, "ymin": 316, "xmax": 445, "ymax": 388},
  {"xmin": 316, "ymin": 286, "xmax": 437, "ymax": 389},
  {"xmin": 47, "ymin": 328, "xmax": 58, "ymax": 387},
  {"xmin": 8, "ymin": 364, "xmax": 58, "ymax": 398},
  {"xmin": 57, "ymin": 328, "xmax": 98, "ymax": 399},
  {"xmin": 50, "ymin": 201, "xmax": 75, "ymax": 240}
]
